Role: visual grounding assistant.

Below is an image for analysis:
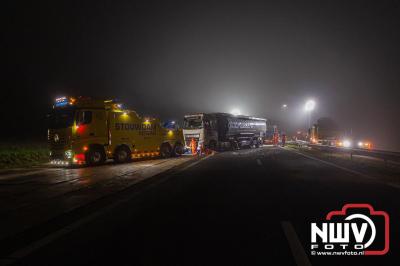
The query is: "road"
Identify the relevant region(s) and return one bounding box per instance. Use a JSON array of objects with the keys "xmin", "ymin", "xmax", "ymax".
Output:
[
  {"xmin": 0, "ymin": 147, "xmax": 399, "ymax": 265},
  {"xmin": 0, "ymin": 157, "xmax": 194, "ymax": 241}
]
